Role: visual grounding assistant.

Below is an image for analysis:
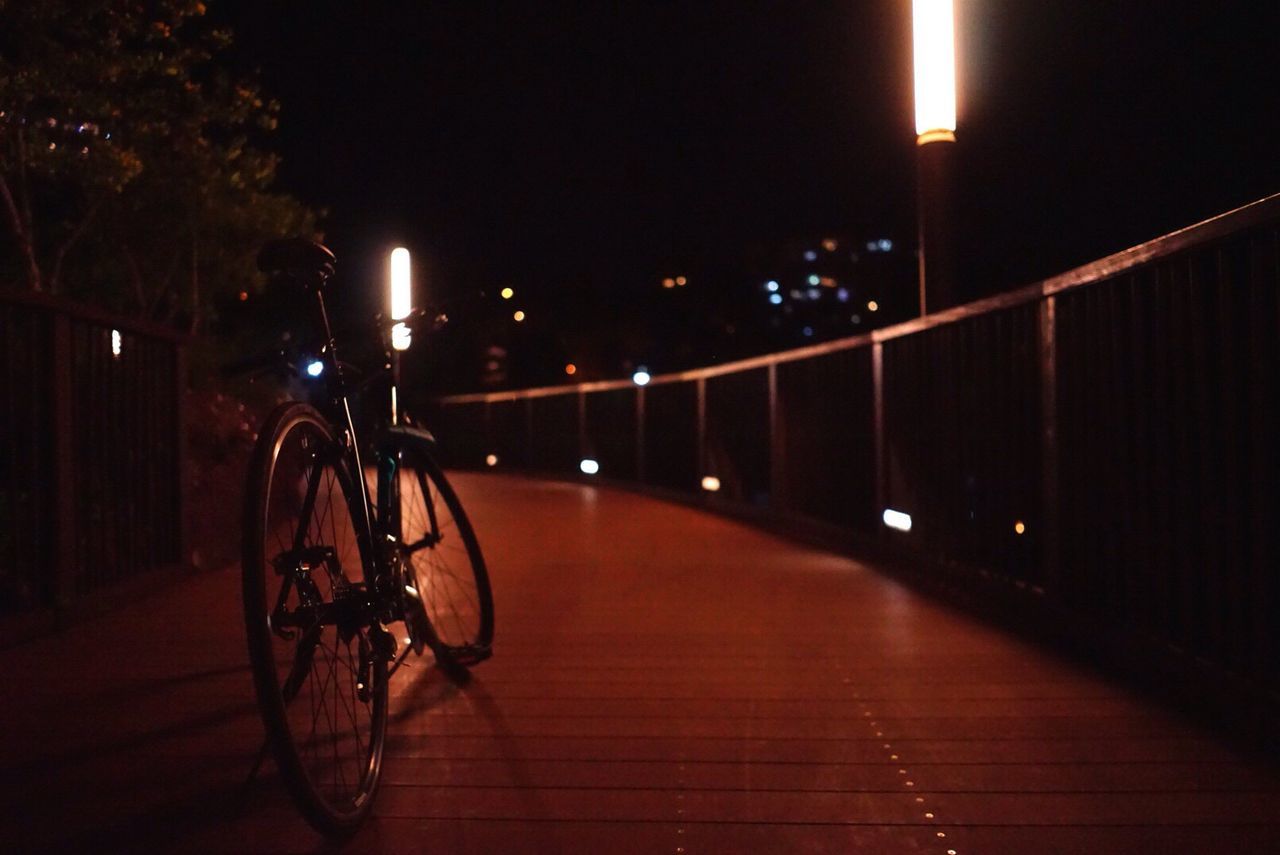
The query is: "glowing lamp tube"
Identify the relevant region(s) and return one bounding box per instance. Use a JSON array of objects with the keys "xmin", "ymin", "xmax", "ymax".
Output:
[
  {"xmin": 390, "ymin": 247, "xmax": 412, "ymax": 351},
  {"xmin": 912, "ymin": 0, "xmax": 957, "ymax": 142}
]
